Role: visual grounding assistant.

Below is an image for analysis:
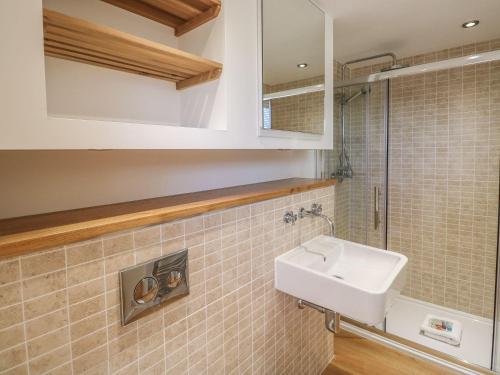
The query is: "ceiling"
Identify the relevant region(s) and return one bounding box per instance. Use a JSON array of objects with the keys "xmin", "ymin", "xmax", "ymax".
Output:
[
  {"xmin": 263, "ymin": 0, "xmax": 500, "ymax": 85},
  {"xmin": 263, "ymin": 0, "xmax": 325, "ymax": 86},
  {"xmin": 319, "ymin": 0, "xmax": 500, "ymax": 64}
]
